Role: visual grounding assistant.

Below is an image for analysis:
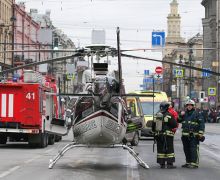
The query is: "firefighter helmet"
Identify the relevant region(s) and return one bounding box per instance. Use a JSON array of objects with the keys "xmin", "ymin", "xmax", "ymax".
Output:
[
  {"xmin": 159, "ymin": 101, "xmax": 170, "ymax": 113},
  {"xmin": 185, "ymin": 99, "xmax": 195, "ymax": 106}
]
